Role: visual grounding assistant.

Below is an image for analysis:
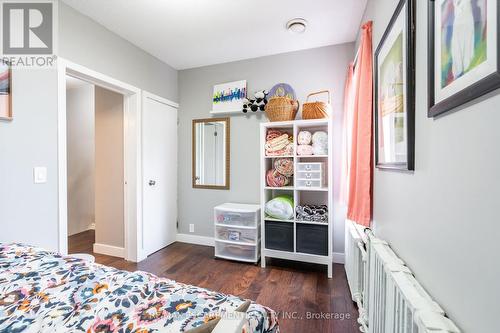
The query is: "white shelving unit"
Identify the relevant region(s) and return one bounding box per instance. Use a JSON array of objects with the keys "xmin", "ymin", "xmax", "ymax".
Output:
[
  {"xmin": 214, "ymin": 203, "xmax": 261, "ymax": 263},
  {"xmin": 260, "ymin": 119, "xmax": 333, "ymax": 278}
]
